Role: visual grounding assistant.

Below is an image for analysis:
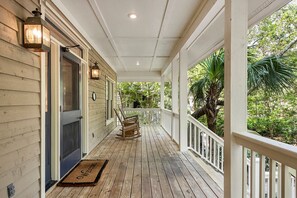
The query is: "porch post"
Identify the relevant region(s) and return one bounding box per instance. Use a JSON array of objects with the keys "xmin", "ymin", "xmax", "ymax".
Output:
[
  {"xmin": 172, "ymin": 61, "xmax": 179, "ymax": 140},
  {"xmin": 179, "ymin": 49, "xmax": 188, "ymax": 151},
  {"xmin": 224, "ymin": 0, "xmax": 248, "ymax": 197},
  {"xmin": 160, "ymin": 75, "xmax": 165, "ymax": 110}
]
